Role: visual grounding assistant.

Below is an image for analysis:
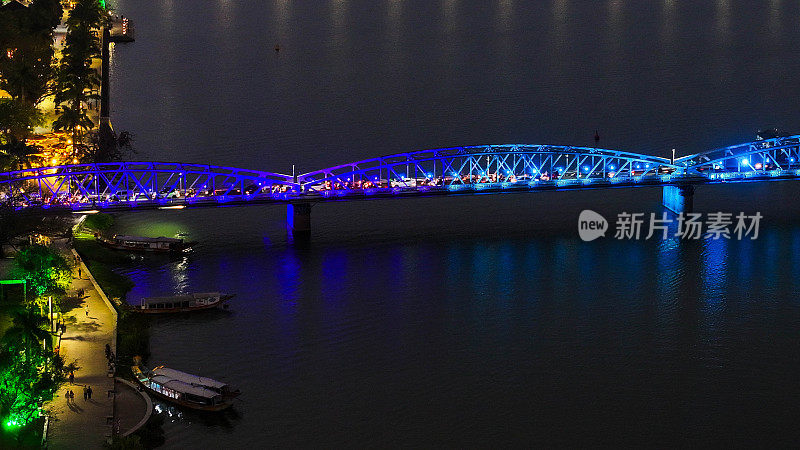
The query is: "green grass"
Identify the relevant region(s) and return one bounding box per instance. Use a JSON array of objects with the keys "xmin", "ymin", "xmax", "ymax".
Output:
[
  {"xmin": 73, "ymin": 238, "xmax": 130, "ymax": 265},
  {"xmin": 84, "ymin": 261, "xmax": 134, "ymax": 301},
  {"xmin": 82, "ymin": 213, "xmax": 114, "ymax": 232}
]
